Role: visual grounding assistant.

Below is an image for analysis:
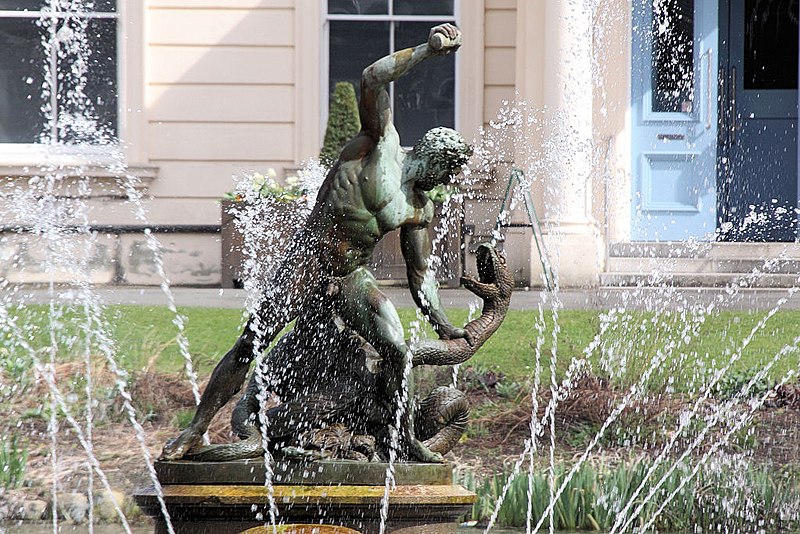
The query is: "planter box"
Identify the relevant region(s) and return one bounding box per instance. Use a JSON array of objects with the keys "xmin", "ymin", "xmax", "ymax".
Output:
[
  {"xmin": 220, "ymin": 199, "xmax": 306, "ymax": 288},
  {"xmin": 221, "ymin": 200, "xmax": 463, "ymax": 289}
]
